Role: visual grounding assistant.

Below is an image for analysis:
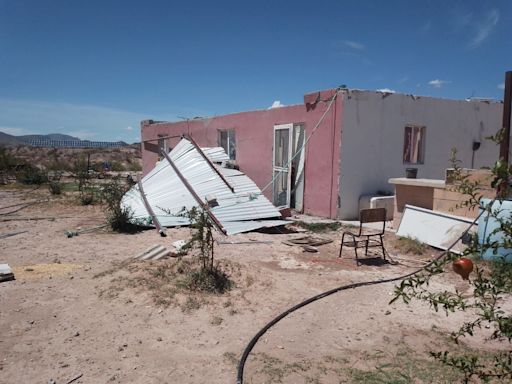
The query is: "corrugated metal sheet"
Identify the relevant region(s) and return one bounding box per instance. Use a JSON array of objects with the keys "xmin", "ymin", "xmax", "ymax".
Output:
[
  {"xmin": 202, "ymin": 147, "xmax": 230, "ymax": 163},
  {"xmin": 121, "ymin": 139, "xmax": 286, "ymax": 235}
]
